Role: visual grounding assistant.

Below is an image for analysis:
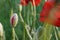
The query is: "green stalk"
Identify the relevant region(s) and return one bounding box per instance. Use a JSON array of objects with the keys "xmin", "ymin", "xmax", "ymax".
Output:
[
  {"xmin": 0, "ymin": 36, "xmax": 2, "ymax": 40},
  {"xmin": 30, "ymin": 3, "xmax": 33, "ymax": 26},
  {"xmin": 12, "ymin": 27, "xmax": 15, "ymax": 40},
  {"xmin": 54, "ymin": 27, "xmax": 58, "ymax": 40},
  {"xmin": 19, "ymin": 5, "xmax": 32, "ymax": 40},
  {"xmin": 19, "ymin": 12, "xmax": 32, "ymax": 40},
  {"xmin": 27, "ymin": 10, "xmax": 29, "ymax": 25},
  {"xmin": 32, "ymin": 0, "xmax": 36, "ymax": 28},
  {"xmin": 38, "ymin": 23, "xmax": 53, "ymax": 40},
  {"xmin": 23, "ymin": 27, "xmax": 25, "ymax": 40}
]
